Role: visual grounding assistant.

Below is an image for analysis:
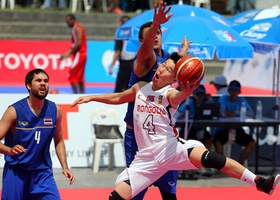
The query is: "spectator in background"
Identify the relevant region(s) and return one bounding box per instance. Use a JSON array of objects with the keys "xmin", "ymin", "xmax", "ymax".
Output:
[
  {"xmin": 213, "ymin": 80, "xmax": 256, "ymax": 165},
  {"xmin": 226, "ymin": 0, "xmax": 256, "ymax": 14},
  {"xmin": 134, "ymin": 0, "xmax": 153, "ymax": 13},
  {"xmin": 177, "ymin": 85, "xmax": 213, "ymax": 150},
  {"xmin": 60, "ymin": 14, "xmax": 87, "ymax": 94},
  {"xmin": 41, "ymin": 0, "xmax": 65, "ymax": 9},
  {"xmin": 107, "ymin": 0, "xmax": 124, "ymax": 14},
  {"xmin": 210, "ymin": 74, "xmax": 228, "ymax": 95},
  {"xmin": 109, "ymin": 15, "xmax": 136, "ymax": 92},
  {"xmin": 126, "ymin": 0, "xmax": 160, "ymax": 13},
  {"xmin": 120, "ymin": 0, "xmax": 128, "ymax": 12}
]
